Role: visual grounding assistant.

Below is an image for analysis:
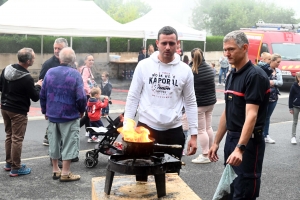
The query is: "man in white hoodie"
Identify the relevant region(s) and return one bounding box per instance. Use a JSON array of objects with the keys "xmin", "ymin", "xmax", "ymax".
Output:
[{"xmin": 124, "ymin": 26, "xmax": 198, "ymax": 160}]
